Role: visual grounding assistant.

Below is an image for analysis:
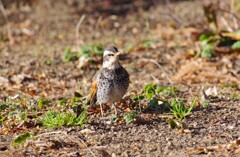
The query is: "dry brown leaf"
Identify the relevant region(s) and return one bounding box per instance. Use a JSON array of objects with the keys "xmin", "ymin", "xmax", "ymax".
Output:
[
  {"xmin": 221, "ymin": 32, "xmax": 240, "ymax": 40},
  {"xmin": 173, "ymin": 59, "xmax": 240, "ymax": 84},
  {"xmin": 98, "ymin": 149, "xmax": 111, "ymax": 157}
]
